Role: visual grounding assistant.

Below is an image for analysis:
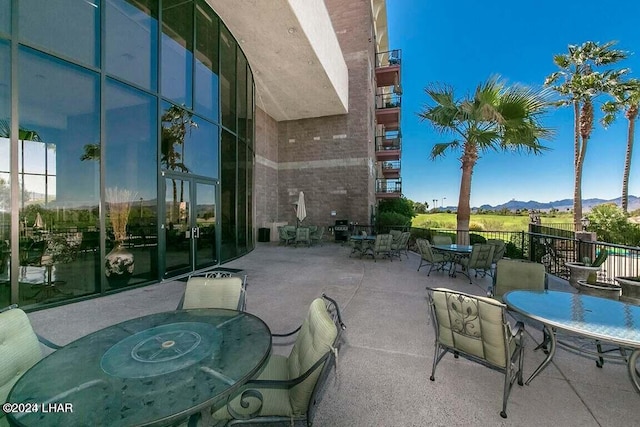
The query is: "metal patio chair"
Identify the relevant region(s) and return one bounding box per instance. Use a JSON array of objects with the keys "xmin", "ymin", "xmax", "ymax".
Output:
[
  {"xmin": 211, "ymin": 294, "xmax": 346, "ymax": 426},
  {"xmin": 416, "ymin": 238, "xmax": 448, "ymax": 275},
  {"xmin": 427, "ymin": 288, "xmax": 525, "ymax": 419},
  {"xmin": 459, "ymin": 243, "xmax": 495, "ymax": 284}
]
